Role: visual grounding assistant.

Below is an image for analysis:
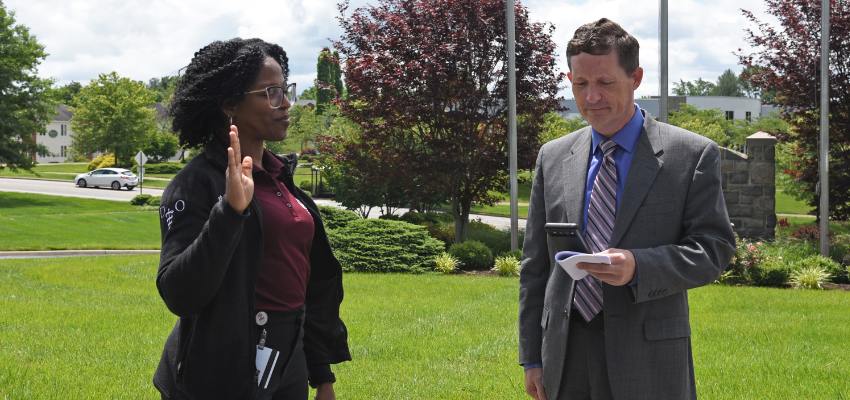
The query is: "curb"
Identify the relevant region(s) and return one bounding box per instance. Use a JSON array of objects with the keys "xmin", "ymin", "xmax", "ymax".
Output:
[{"xmin": 0, "ymin": 250, "xmax": 161, "ymax": 259}]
